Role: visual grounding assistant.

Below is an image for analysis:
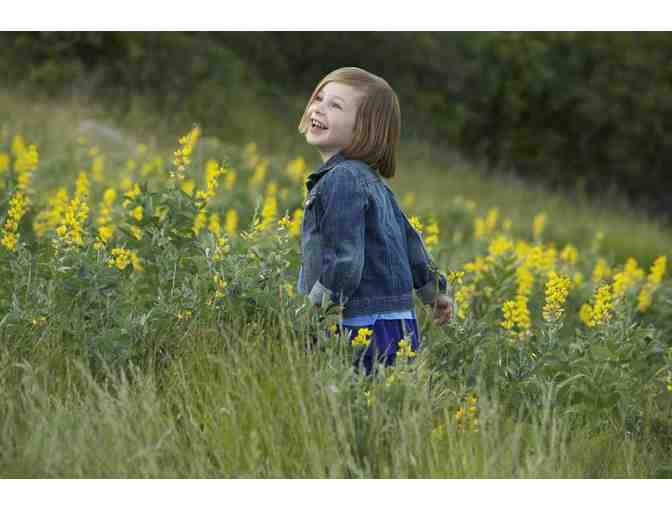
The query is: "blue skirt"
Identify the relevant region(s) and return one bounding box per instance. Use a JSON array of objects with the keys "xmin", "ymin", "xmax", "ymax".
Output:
[{"xmin": 333, "ymin": 318, "xmax": 421, "ymax": 375}]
